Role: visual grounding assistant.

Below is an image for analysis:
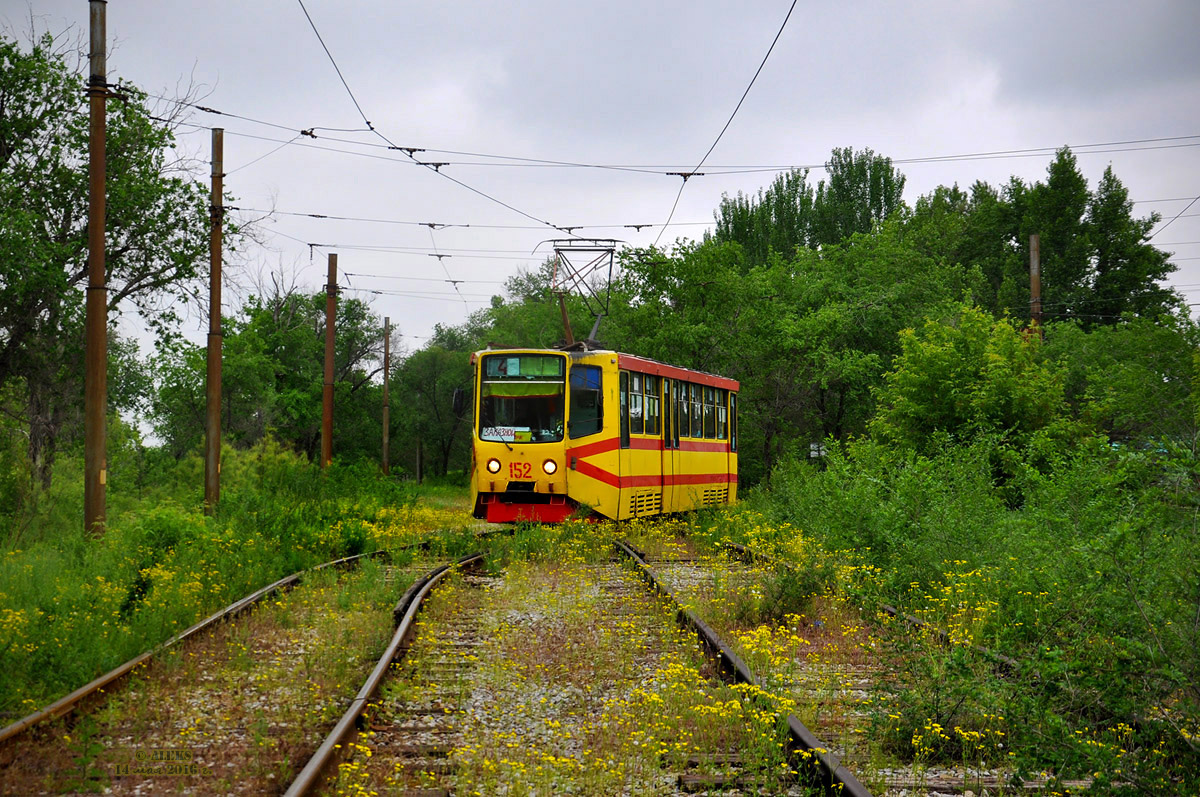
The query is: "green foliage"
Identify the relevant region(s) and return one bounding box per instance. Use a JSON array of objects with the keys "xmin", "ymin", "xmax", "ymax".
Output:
[
  {"xmin": 870, "ymin": 305, "xmax": 1078, "ymax": 462},
  {"xmin": 733, "ymin": 561, "xmax": 833, "ymax": 627},
  {"xmin": 758, "ymin": 433, "xmax": 1200, "ymax": 789},
  {"xmin": 391, "ymin": 345, "xmax": 471, "ymax": 478},
  {"xmin": 0, "ymin": 437, "xmax": 420, "ymax": 713},
  {"xmin": 712, "ymin": 168, "xmax": 816, "ymax": 263},
  {"xmin": 1043, "ymin": 314, "xmax": 1200, "ymax": 443},
  {"xmin": 1088, "ymin": 166, "xmax": 1176, "ymax": 320},
  {"xmin": 811, "ymin": 146, "xmax": 907, "ymax": 247},
  {"xmin": 0, "ymin": 31, "xmax": 218, "ymax": 488},
  {"xmin": 610, "ymin": 223, "xmax": 960, "ymax": 482},
  {"xmin": 151, "ymin": 290, "xmax": 383, "ymax": 462},
  {"xmin": 1021, "ymin": 148, "xmax": 1094, "ymax": 320},
  {"xmin": 711, "ymin": 147, "xmax": 907, "ymax": 264},
  {"xmin": 908, "ymin": 148, "xmax": 1179, "ymax": 326}
]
